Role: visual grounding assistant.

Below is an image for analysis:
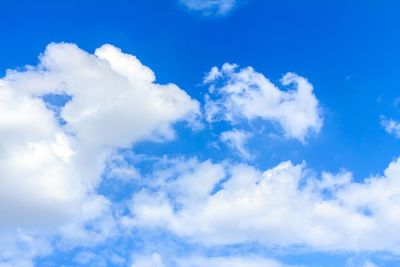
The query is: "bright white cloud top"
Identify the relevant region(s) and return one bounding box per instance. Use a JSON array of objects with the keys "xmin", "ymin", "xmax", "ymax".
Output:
[
  {"xmin": 0, "ymin": 43, "xmax": 199, "ymax": 265},
  {"xmin": 204, "ymin": 63, "xmax": 323, "ymax": 142},
  {"xmin": 127, "ymin": 157, "xmax": 400, "ymax": 253}
]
